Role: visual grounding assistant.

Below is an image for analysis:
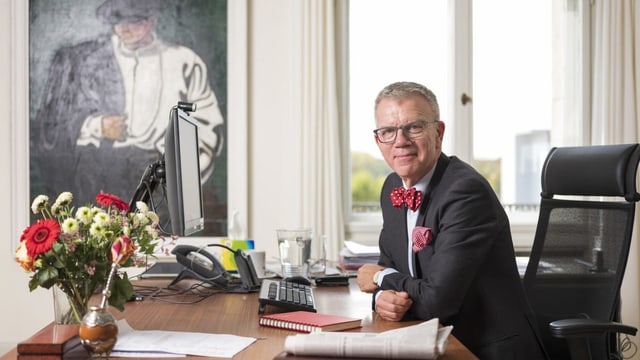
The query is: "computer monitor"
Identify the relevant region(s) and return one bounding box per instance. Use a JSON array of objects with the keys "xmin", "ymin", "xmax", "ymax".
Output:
[
  {"xmin": 129, "ymin": 103, "xmax": 204, "ymax": 237},
  {"xmin": 164, "ymin": 106, "xmax": 205, "ymax": 236}
]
